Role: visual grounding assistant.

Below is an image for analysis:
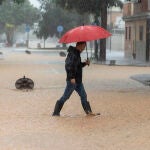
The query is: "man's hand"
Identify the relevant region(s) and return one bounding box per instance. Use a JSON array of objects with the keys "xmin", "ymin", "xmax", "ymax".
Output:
[
  {"xmin": 85, "ymin": 59, "xmax": 90, "ymax": 66},
  {"xmin": 71, "ymin": 78, "xmax": 76, "ymax": 84}
]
